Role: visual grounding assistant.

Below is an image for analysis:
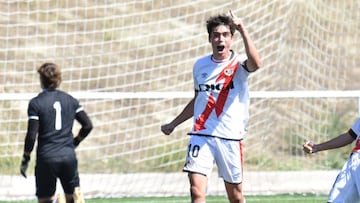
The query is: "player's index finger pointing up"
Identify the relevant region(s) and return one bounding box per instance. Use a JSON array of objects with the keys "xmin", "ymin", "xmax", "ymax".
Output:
[{"xmin": 229, "ymin": 9, "xmax": 235, "ymax": 18}]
